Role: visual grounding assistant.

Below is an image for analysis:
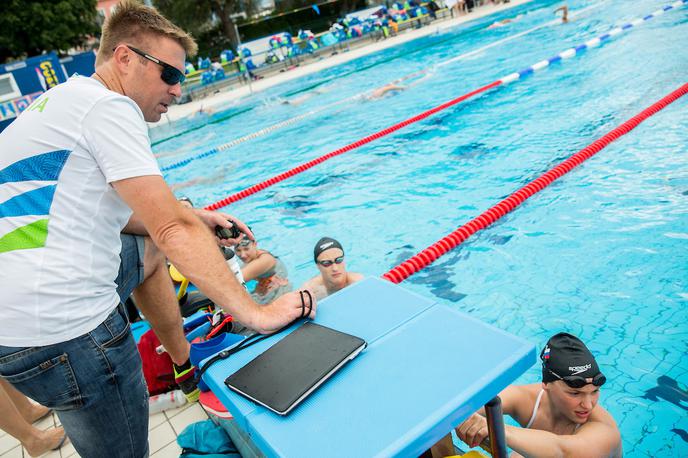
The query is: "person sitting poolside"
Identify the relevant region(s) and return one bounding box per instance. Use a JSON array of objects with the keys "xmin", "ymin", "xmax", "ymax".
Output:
[
  {"xmin": 301, "ymin": 237, "xmax": 363, "ymax": 300},
  {"xmin": 455, "ymin": 332, "xmax": 622, "ymax": 458},
  {"xmin": 0, "ymin": 379, "xmax": 68, "ymax": 457},
  {"xmin": 235, "ymin": 238, "xmax": 292, "ymax": 305}
]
